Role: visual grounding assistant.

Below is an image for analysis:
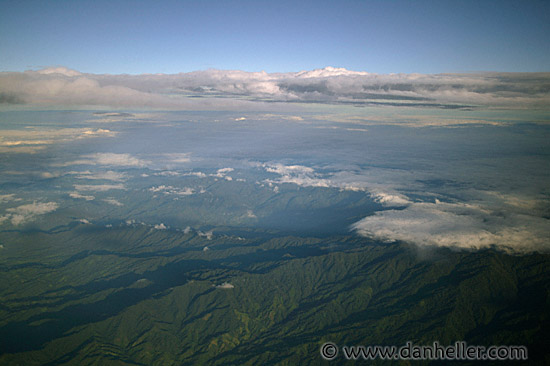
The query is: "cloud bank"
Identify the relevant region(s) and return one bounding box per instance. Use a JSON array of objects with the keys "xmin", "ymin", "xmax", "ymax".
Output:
[
  {"xmin": 1, "ymin": 66, "xmax": 548, "ymax": 109},
  {"xmin": 351, "ymin": 198, "xmax": 550, "ymax": 253}
]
